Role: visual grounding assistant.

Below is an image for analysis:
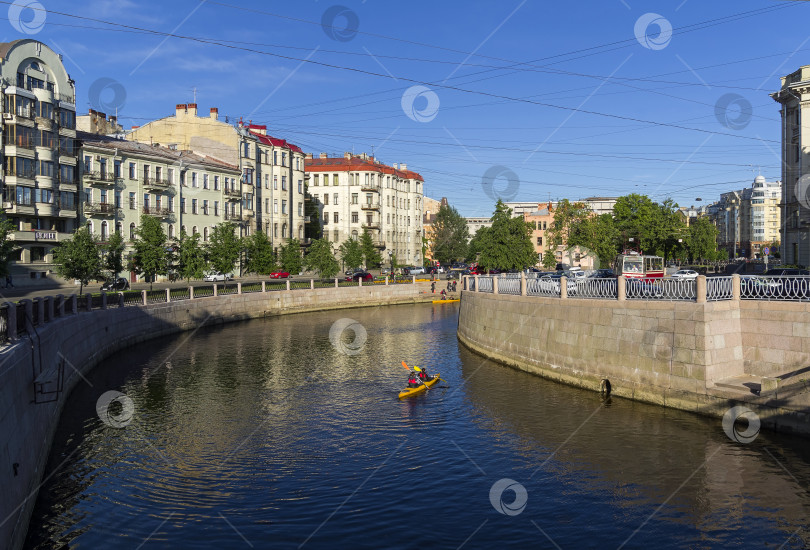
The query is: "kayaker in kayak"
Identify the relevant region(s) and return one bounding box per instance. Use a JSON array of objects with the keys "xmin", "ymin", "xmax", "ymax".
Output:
[
  {"xmin": 407, "ymin": 371, "xmax": 421, "ymax": 388},
  {"xmin": 418, "ymin": 368, "xmax": 433, "ymax": 382}
]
